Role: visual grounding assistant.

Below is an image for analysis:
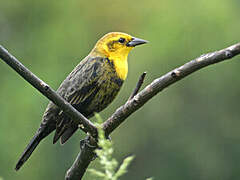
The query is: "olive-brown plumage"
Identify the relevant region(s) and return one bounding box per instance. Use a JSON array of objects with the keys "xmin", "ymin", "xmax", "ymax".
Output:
[{"xmin": 15, "ymin": 32, "xmax": 147, "ymax": 170}]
